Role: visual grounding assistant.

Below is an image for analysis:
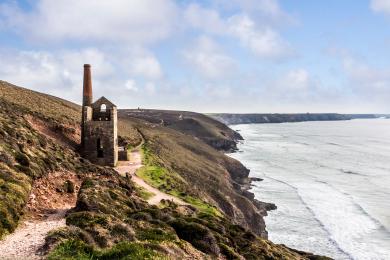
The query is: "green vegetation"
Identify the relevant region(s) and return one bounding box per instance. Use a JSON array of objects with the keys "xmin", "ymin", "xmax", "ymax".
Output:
[
  {"xmin": 0, "ymin": 83, "xmax": 114, "ymax": 238},
  {"xmin": 182, "ymin": 196, "xmax": 222, "ymax": 217},
  {"xmin": 136, "ymin": 228, "xmax": 176, "ymax": 242},
  {"xmin": 56, "ymin": 176, "xmax": 318, "ymax": 259},
  {"xmin": 47, "ymin": 239, "xmax": 167, "ymax": 260},
  {"xmin": 0, "ymin": 99, "xmax": 80, "ymax": 237},
  {"xmin": 134, "ymin": 185, "xmax": 155, "ymax": 200},
  {"xmin": 138, "ymin": 143, "xmax": 222, "ymax": 217}
]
